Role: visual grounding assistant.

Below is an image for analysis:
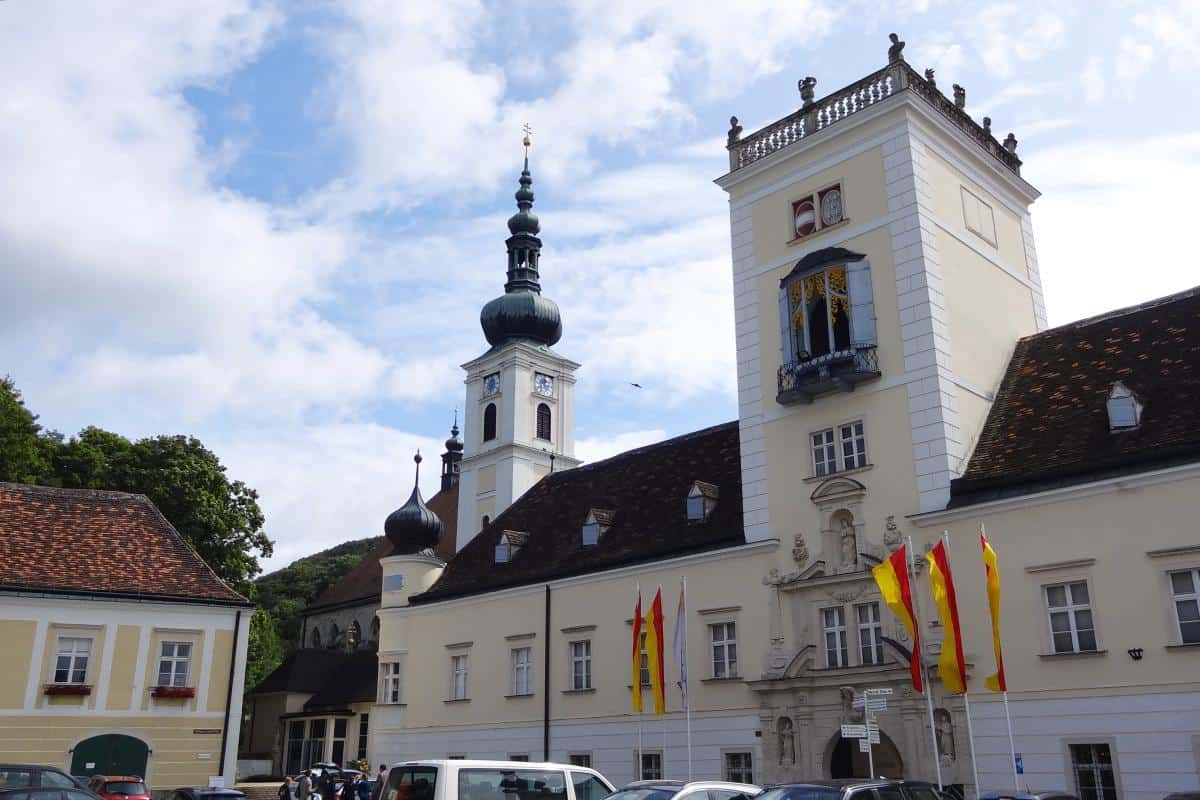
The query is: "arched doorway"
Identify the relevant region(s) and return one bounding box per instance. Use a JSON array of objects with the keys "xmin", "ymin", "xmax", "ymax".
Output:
[
  {"xmin": 827, "ymin": 730, "xmax": 903, "ymax": 780},
  {"xmin": 70, "ymin": 734, "xmax": 149, "ymax": 778}
]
